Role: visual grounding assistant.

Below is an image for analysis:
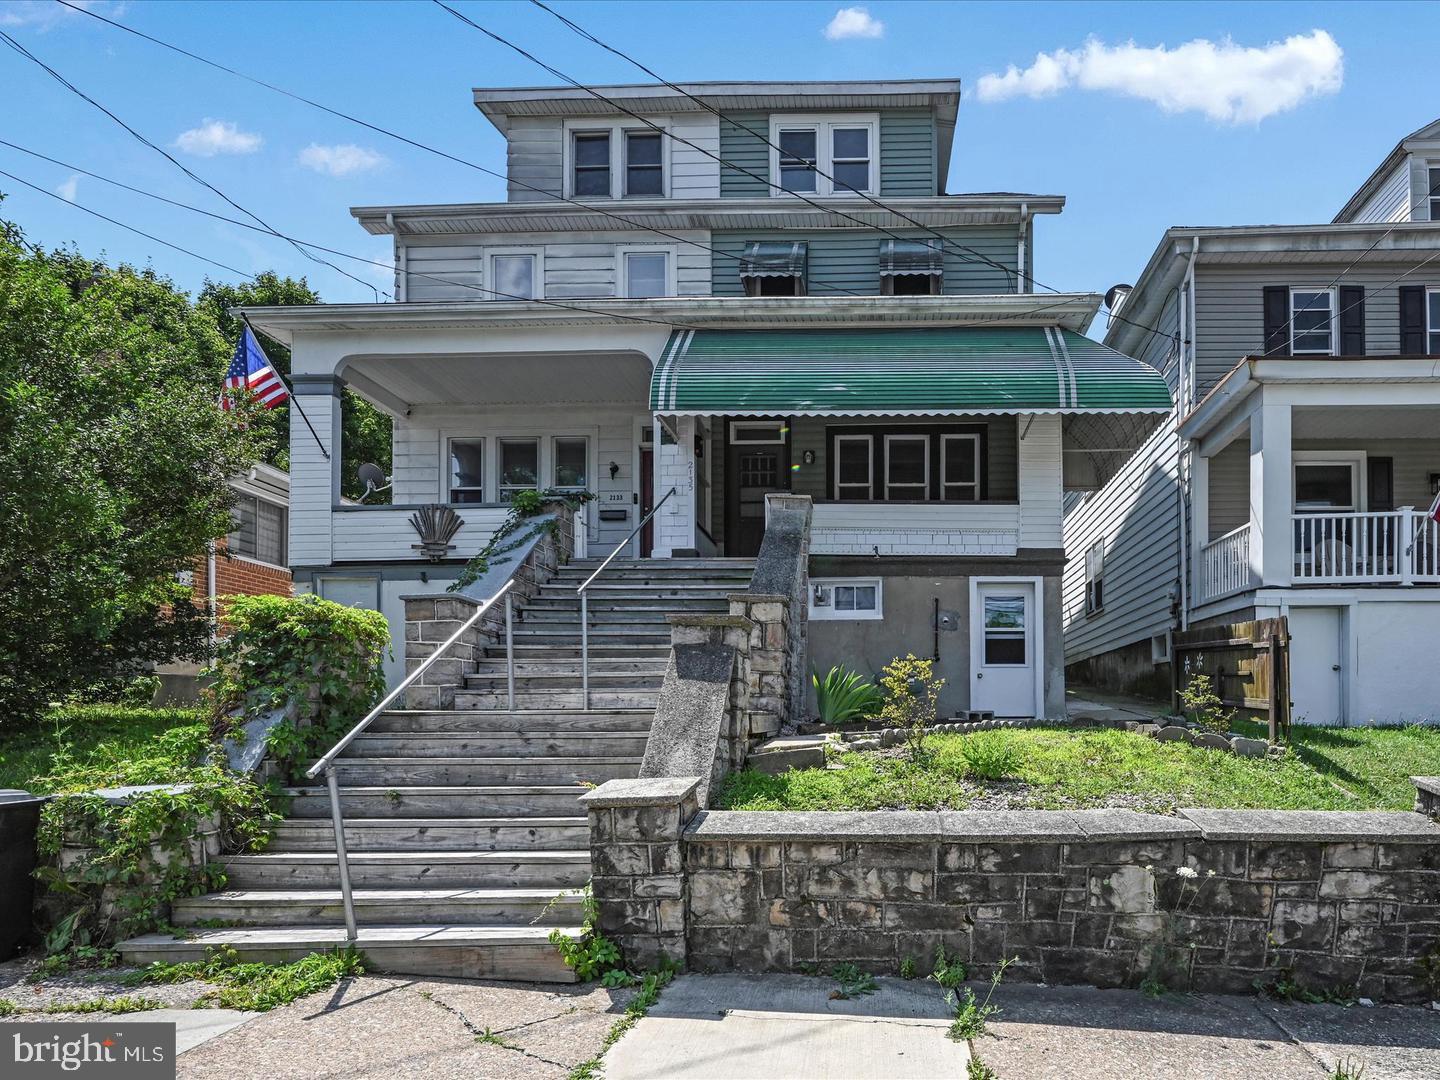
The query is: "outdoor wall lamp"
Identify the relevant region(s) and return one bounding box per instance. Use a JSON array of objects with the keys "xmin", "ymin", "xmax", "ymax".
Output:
[
  {"xmin": 609, "ymin": 461, "xmax": 620, "ymax": 479},
  {"xmin": 802, "ymin": 450, "xmax": 816, "ymax": 465}
]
